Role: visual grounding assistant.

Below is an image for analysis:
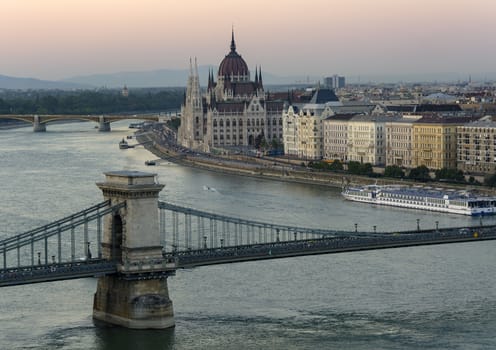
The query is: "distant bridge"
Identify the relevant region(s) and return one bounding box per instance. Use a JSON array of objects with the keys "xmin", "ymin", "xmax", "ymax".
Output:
[
  {"xmin": 0, "ymin": 114, "xmax": 161, "ymax": 132},
  {"xmin": 0, "ymin": 171, "xmax": 494, "ymax": 329}
]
